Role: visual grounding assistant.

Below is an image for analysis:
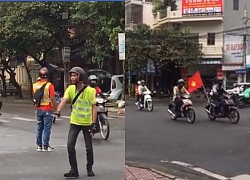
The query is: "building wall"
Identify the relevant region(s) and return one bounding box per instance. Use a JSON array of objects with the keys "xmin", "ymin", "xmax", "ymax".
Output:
[
  {"xmin": 181, "ymin": 21, "xmax": 223, "ymax": 58},
  {"xmin": 223, "ymin": 0, "xmax": 250, "ymax": 31}
]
